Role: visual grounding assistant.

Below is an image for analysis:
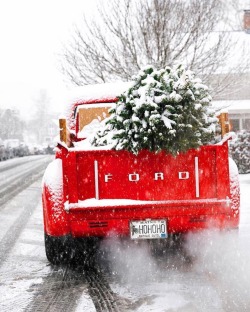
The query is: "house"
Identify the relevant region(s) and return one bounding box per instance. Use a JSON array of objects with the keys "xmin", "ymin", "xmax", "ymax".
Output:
[
  {"xmin": 213, "ymin": 99, "xmax": 250, "ymax": 132},
  {"xmin": 211, "ymin": 9, "xmax": 250, "ymax": 132}
]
